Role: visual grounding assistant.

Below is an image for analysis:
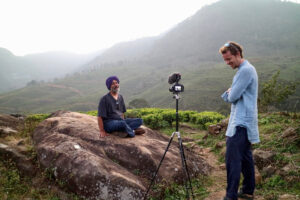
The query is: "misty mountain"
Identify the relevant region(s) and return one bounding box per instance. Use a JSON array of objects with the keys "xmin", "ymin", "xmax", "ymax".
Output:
[
  {"xmin": 0, "ymin": 0, "xmax": 299, "ymax": 113},
  {"xmin": 0, "ymin": 48, "xmax": 101, "ymax": 93},
  {"xmin": 83, "ymin": 37, "xmax": 157, "ymax": 70},
  {"xmin": 24, "ymin": 50, "xmax": 101, "ymax": 80},
  {"xmin": 0, "ymin": 48, "xmax": 39, "ymax": 93},
  {"xmin": 83, "ymin": 0, "xmax": 300, "ymax": 70}
]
